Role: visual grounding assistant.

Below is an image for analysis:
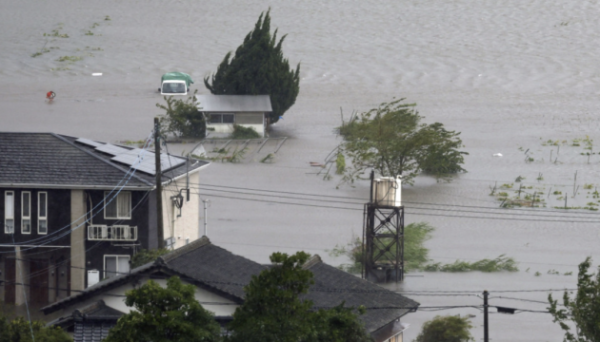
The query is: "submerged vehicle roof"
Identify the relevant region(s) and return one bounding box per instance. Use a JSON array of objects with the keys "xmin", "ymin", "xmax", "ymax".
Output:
[{"xmin": 161, "ymin": 72, "xmax": 194, "ymax": 85}]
